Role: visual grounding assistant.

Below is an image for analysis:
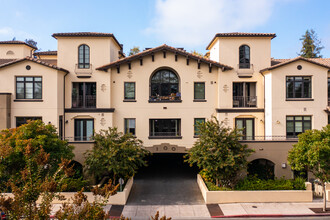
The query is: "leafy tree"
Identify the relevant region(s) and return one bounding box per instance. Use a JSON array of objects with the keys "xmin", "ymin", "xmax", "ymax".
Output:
[
  {"xmin": 128, "ymin": 46, "xmax": 140, "ymax": 56},
  {"xmin": 298, "ymin": 29, "xmax": 324, "ymax": 58},
  {"xmin": 288, "ymin": 125, "xmax": 330, "ymax": 212},
  {"xmin": 0, "ymin": 120, "xmax": 74, "ymax": 187},
  {"xmin": 185, "ymin": 117, "xmax": 254, "ymax": 188},
  {"xmin": 191, "ymin": 50, "xmax": 204, "ymax": 57},
  {"xmin": 25, "ymin": 38, "xmax": 38, "ymax": 49},
  {"xmin": 84, "ymin": 127, "xmax": 149, "ymax": 183},
  {"xmin": 0, "ymin": 142, "xmax": 74, "ymax": 219}
]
